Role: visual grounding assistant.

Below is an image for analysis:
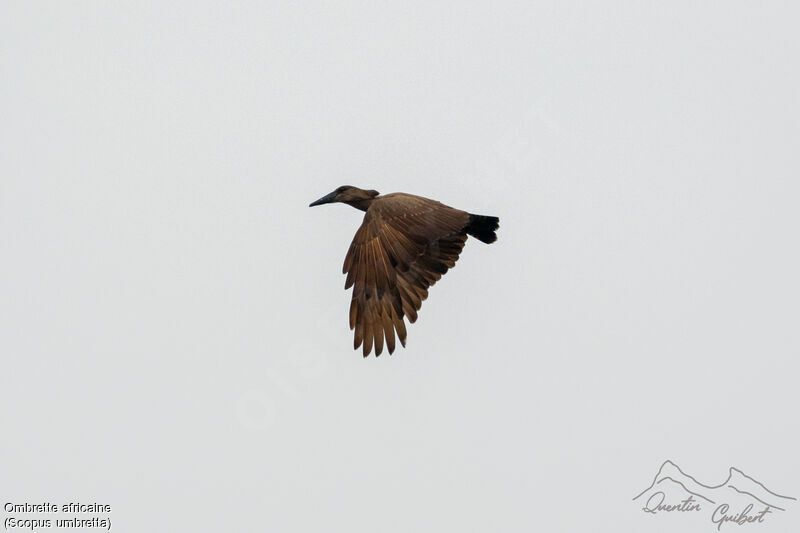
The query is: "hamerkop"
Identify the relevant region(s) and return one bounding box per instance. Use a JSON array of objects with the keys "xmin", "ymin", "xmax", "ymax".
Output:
[{"xmin": 309, "ymin": 186, "xmax": 499, "ymax": 357}]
